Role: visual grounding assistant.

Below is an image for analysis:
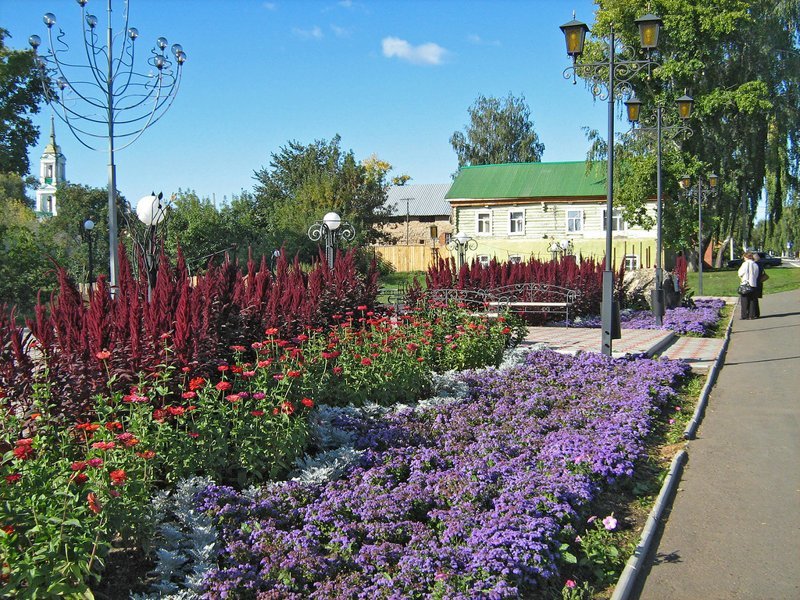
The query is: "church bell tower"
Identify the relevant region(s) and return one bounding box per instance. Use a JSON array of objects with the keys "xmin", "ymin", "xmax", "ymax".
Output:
[{"xmin": 35, "ymin": 116, "xmax": 67, "ymax": 216}]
